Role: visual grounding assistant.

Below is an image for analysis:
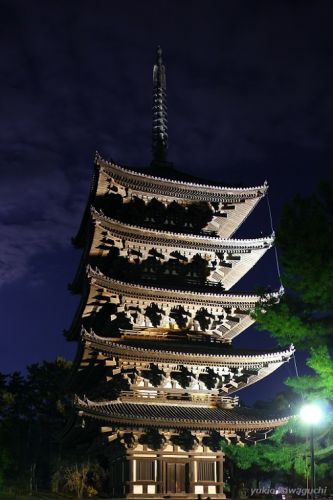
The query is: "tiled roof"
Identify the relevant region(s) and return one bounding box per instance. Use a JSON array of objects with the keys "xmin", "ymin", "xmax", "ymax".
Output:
[
  {"xmin": 76, "ymin": 398, "xmax": 290, "ymax": 431},
  {"xmin": 95, "ymin": 153, "xmax": 268, "ymax": 195},
  {"xmin": 92, "ymin": 207, "xmax": 274, "ymax": 250},
  {"xmin": 87, "ymin": 266, "xmax": 282, "ymax": 304},
  {"xmin": 83, "ymin": 329, "xmax": 295, "ymax": 365}
]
